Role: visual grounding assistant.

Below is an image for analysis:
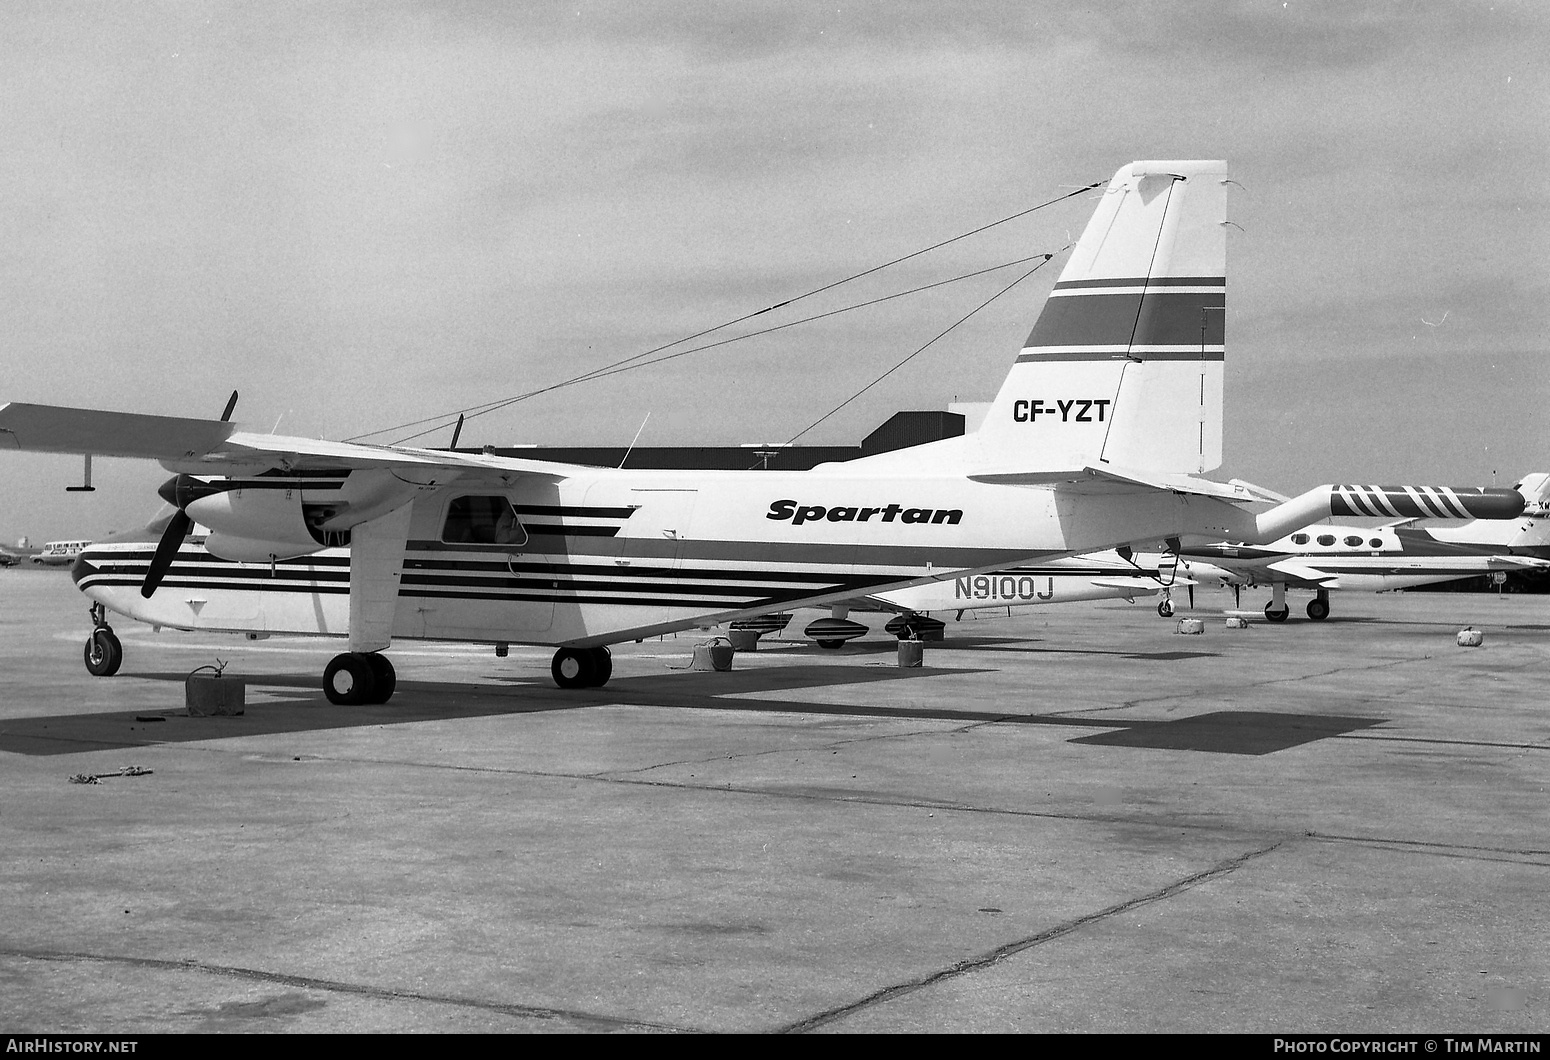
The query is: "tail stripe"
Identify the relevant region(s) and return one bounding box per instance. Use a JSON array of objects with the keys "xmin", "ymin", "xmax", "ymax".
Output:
[{"xmin": 1023, "ymin": 283, "xmax": 1224, "ymax": 354}]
